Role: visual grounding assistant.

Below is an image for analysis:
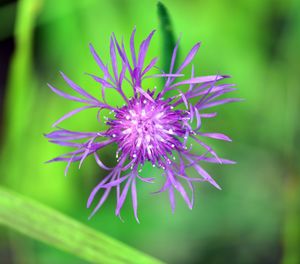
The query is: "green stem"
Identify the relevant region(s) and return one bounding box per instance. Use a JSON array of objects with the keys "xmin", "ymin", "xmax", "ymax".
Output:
[{"xmin": 0, "ymin": 186, "xmax": 164, "ymax": 264}]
